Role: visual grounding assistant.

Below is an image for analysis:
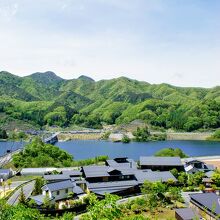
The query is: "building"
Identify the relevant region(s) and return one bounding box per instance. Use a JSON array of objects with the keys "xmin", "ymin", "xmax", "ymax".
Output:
[
  {"xmin": 82, "ymin": 157, "xmax": 177, "ymax": 196},
  {"xmin": 30, "ymin": 180, "xmax": 84, "ymax": 205},
  {"xmin": 184, "ymin": 158, "xmax": 215, "ymax": 174},
  {"xmin": 105, "ymin": 157, "xmax": 137, "ymax": 169},
  {"xmin": 139, "ymin": 156, "xmax": 184, "ymax": 171},
  {"xmin": 0, "ymin": 169, "xmax": 13, "ymax": 180},
  {"xmin": 175, "ymin": 208, "xmax": 202, "ymax": 220},
  {"xmin": 190, "ymin": 193, "xmax": 220, "ymax": 220},
  {"xmin": 21, "ymin": 167, "xmax": 57, "ymax": 176}
]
